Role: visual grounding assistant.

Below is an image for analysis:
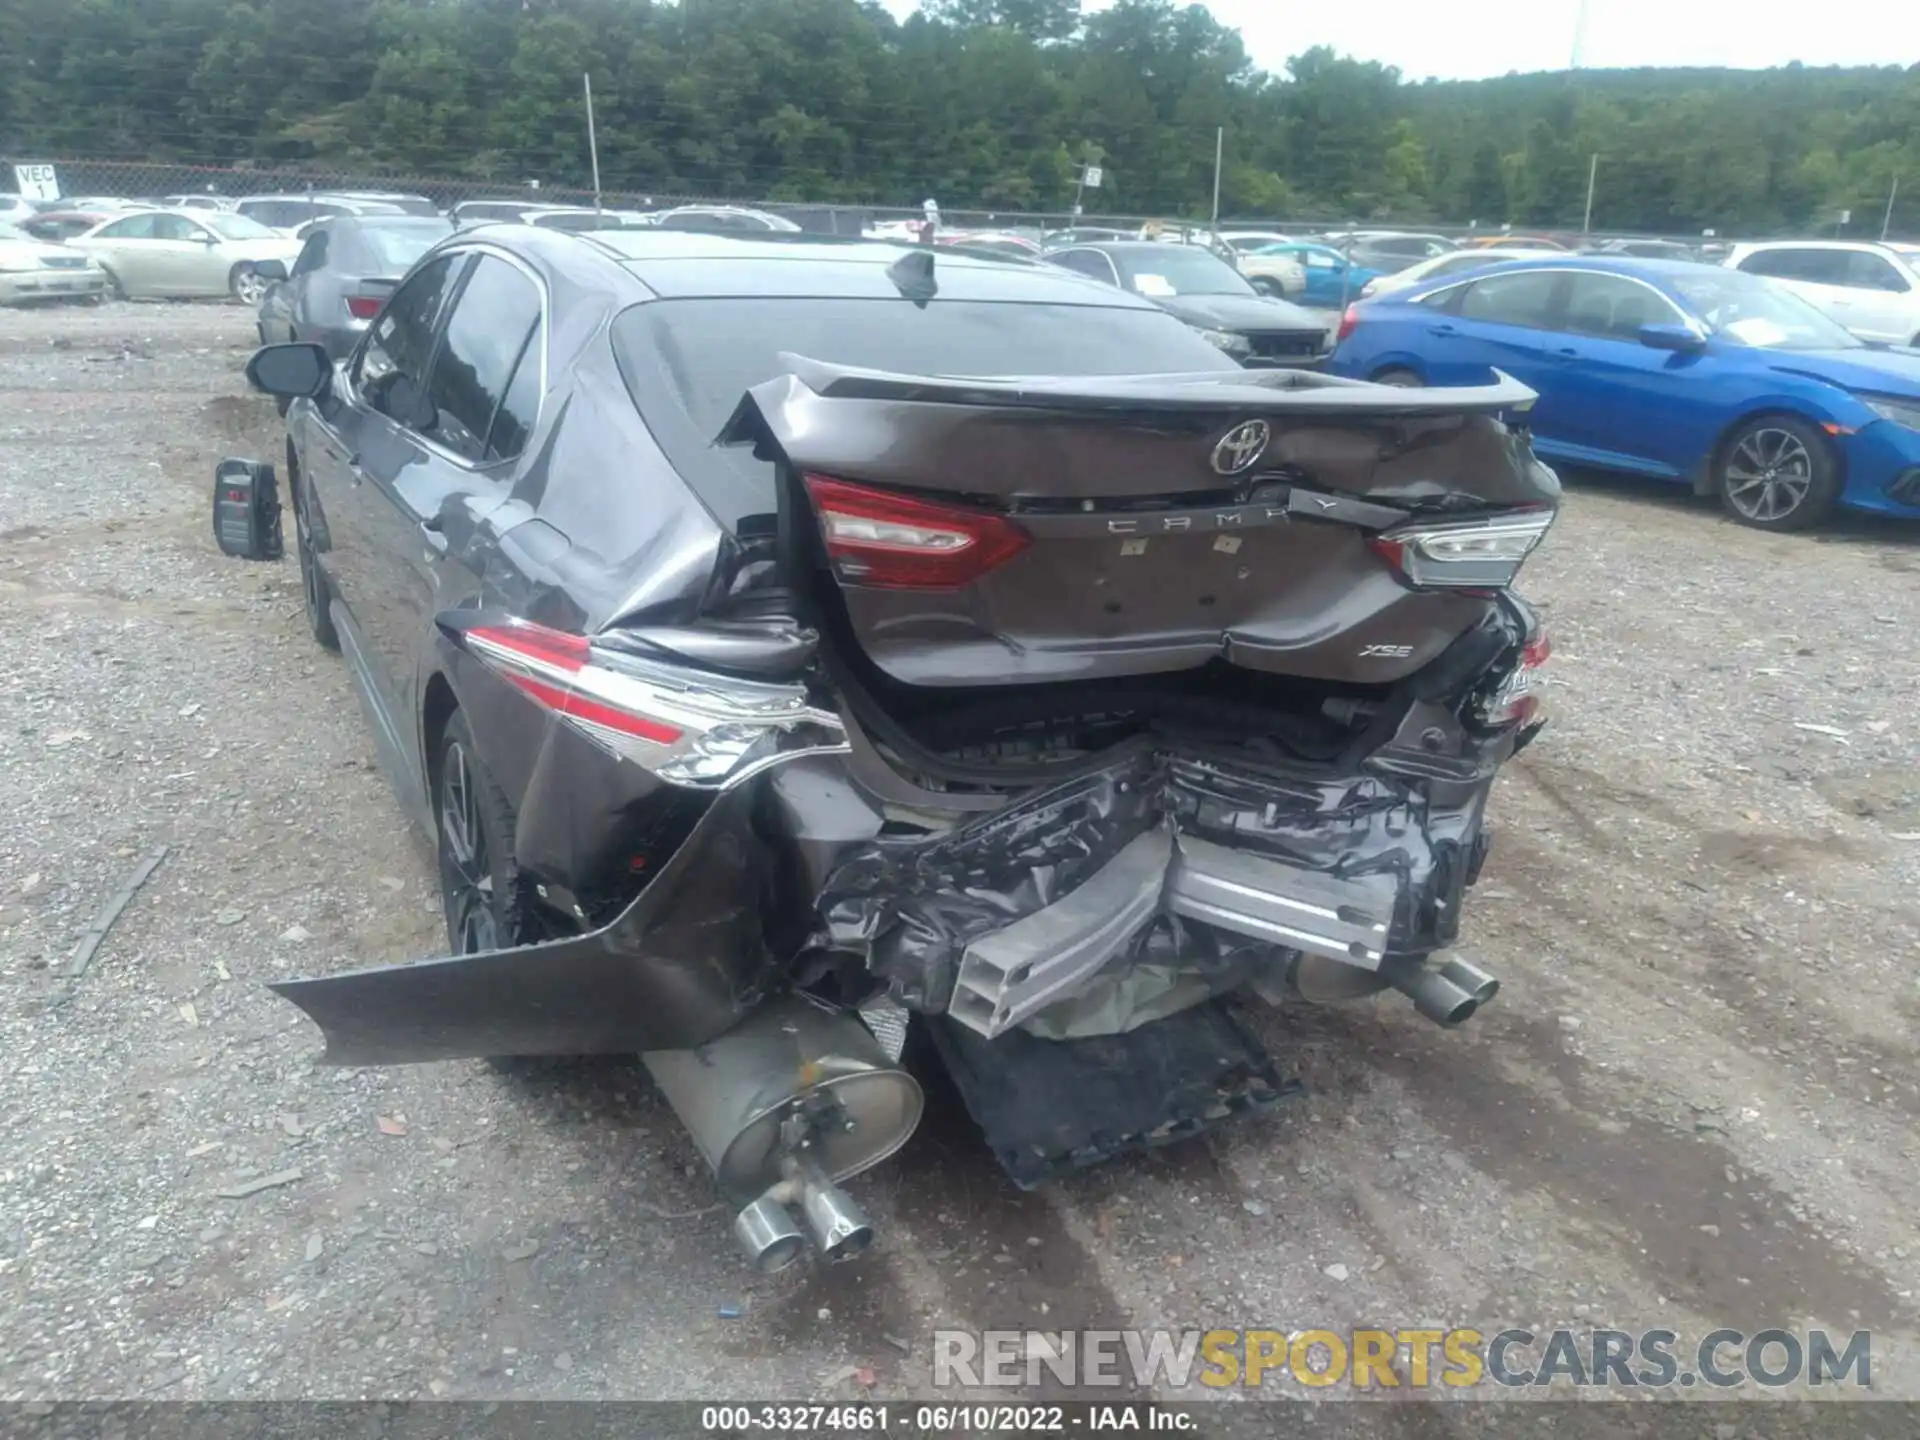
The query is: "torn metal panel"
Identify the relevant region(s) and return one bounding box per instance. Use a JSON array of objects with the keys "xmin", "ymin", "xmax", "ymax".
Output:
[
  {"xmin": 271, "ymin": 780, "xmax": 782, "ymax": 1065},
  {"xmin": 815, "ymin": 744, "xmax": 1497, "ymax": 1022}
]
